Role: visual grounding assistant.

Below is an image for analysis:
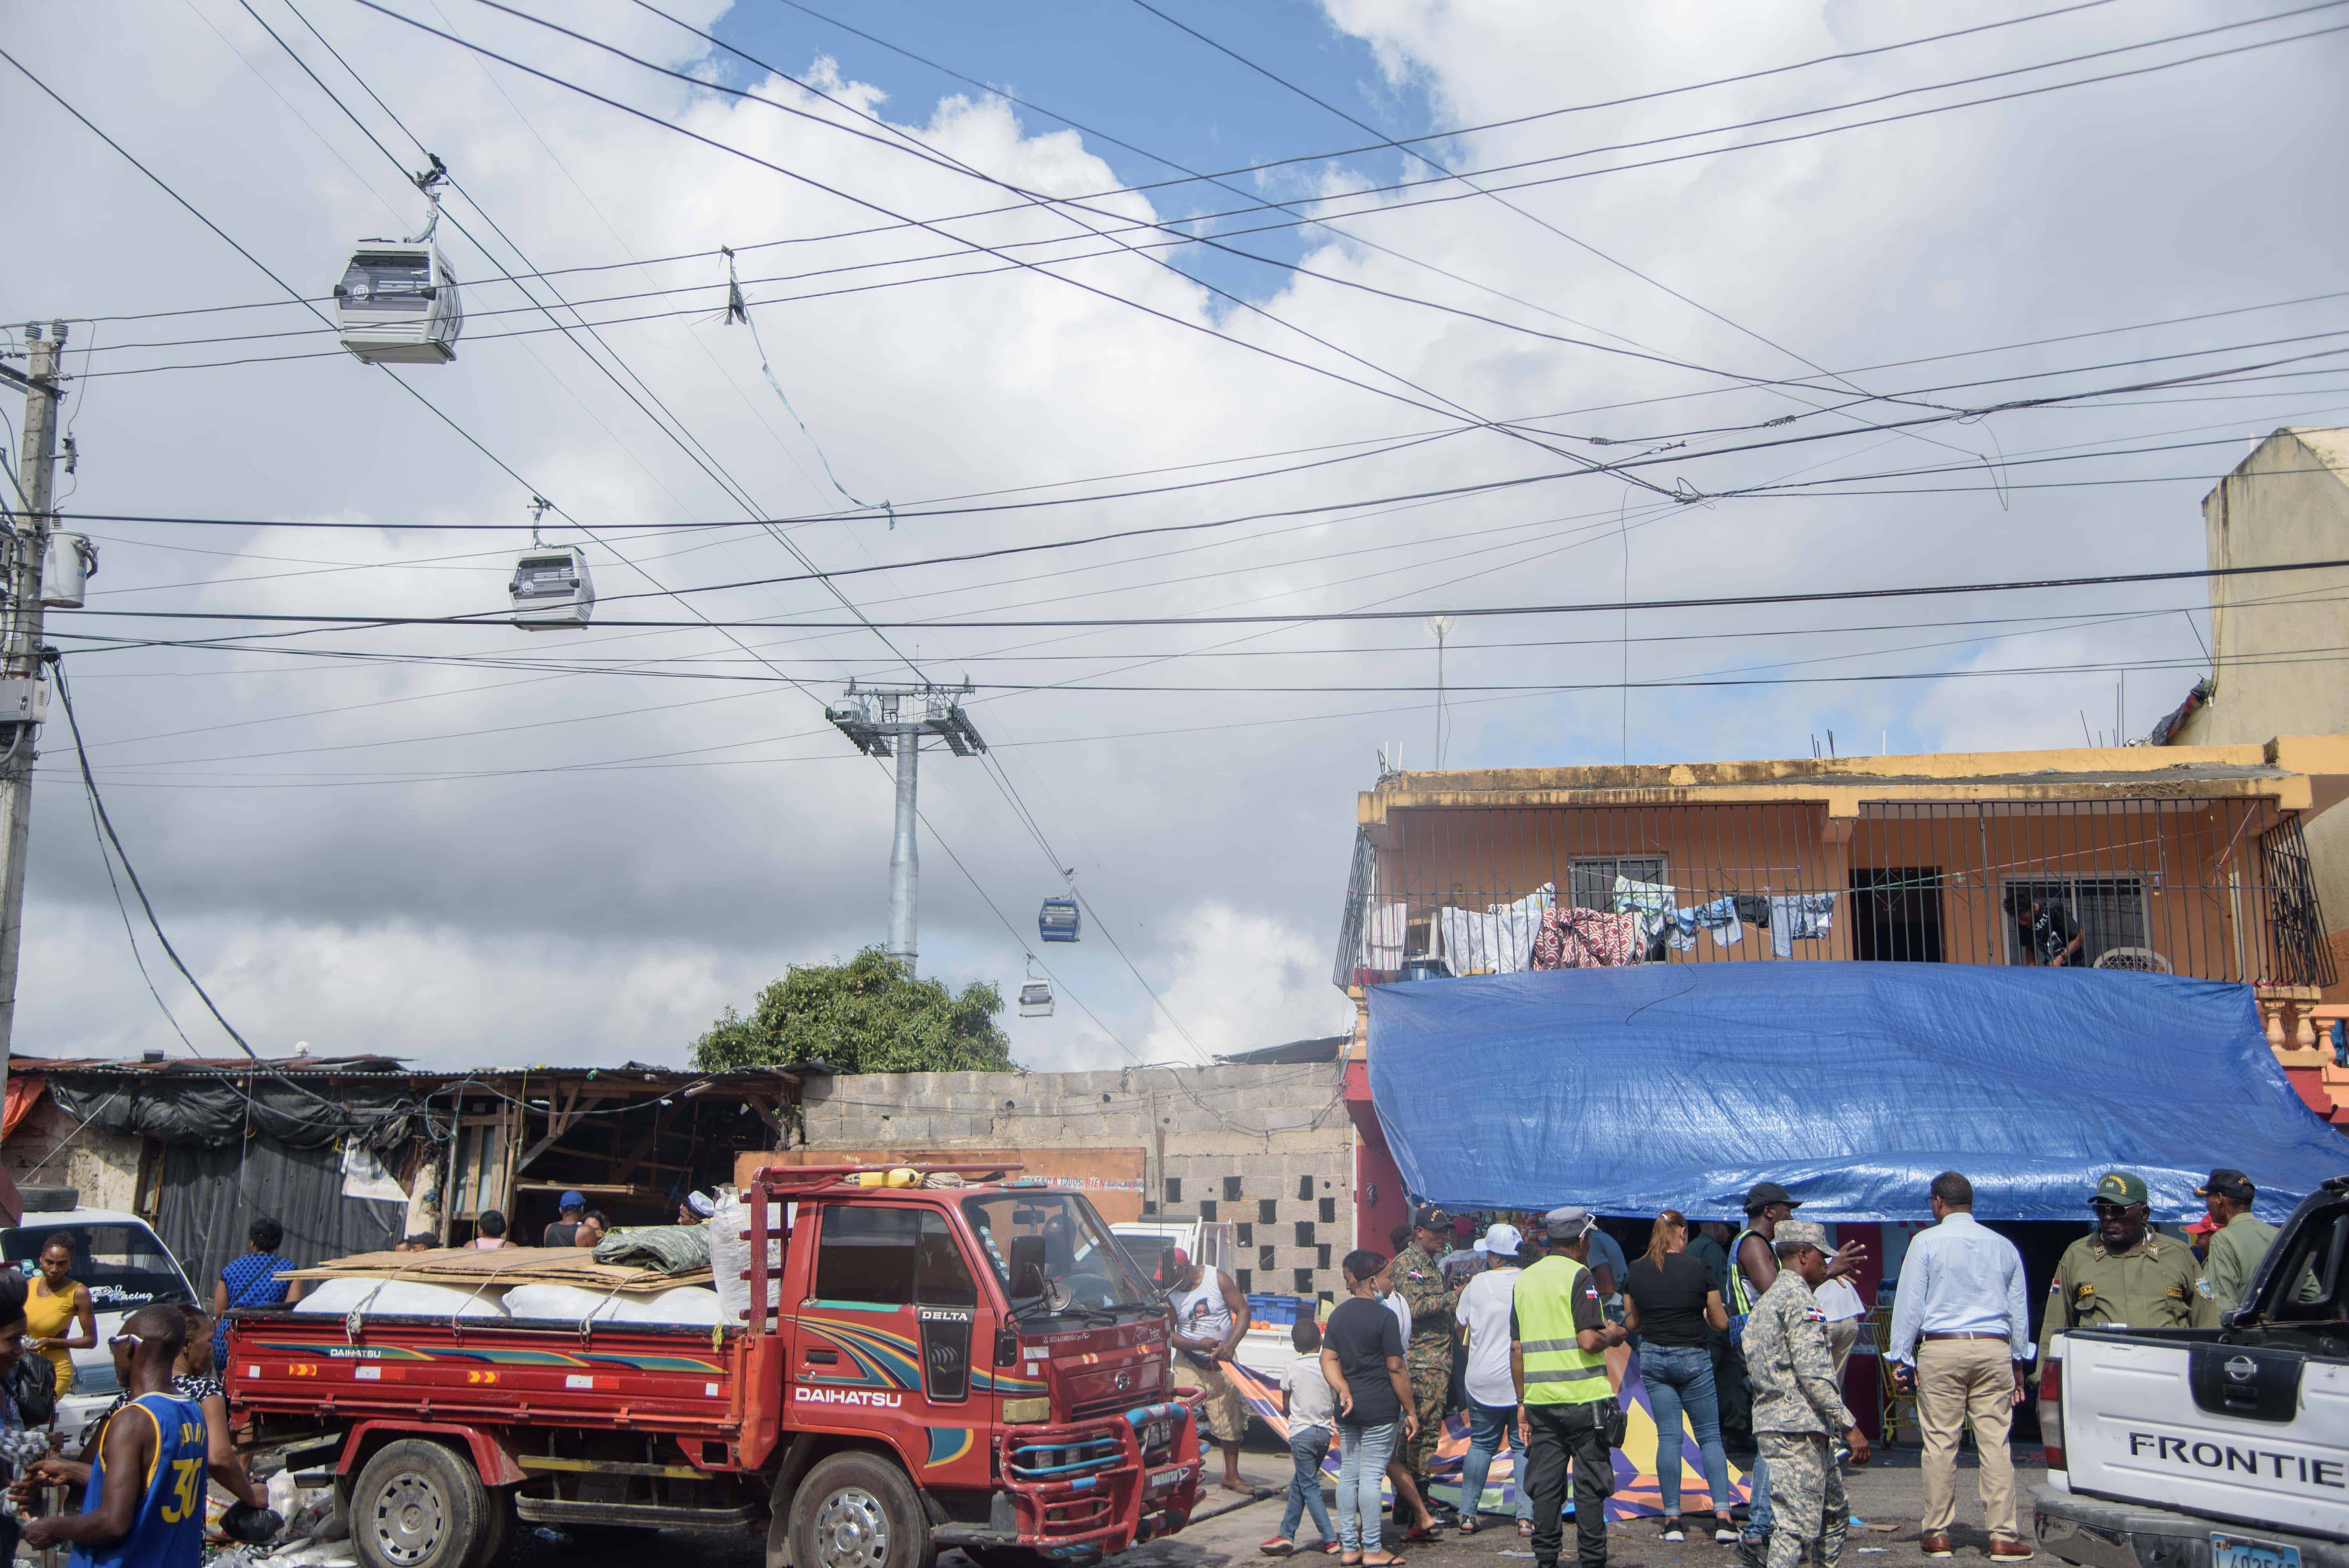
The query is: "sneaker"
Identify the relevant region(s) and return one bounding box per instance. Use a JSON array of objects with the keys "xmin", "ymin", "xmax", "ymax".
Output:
[
  {"xmin": 1261, "ymin": 1541, "xmax": 1296, "ymax": 1557},
  {"xmin": 1714, "ymin": 1523, "xmax": 1740, "ymax": 1545},
  {"xmin": 1661, "ymin": 1518, "xmax": 1686, "ymax": 1542}
]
